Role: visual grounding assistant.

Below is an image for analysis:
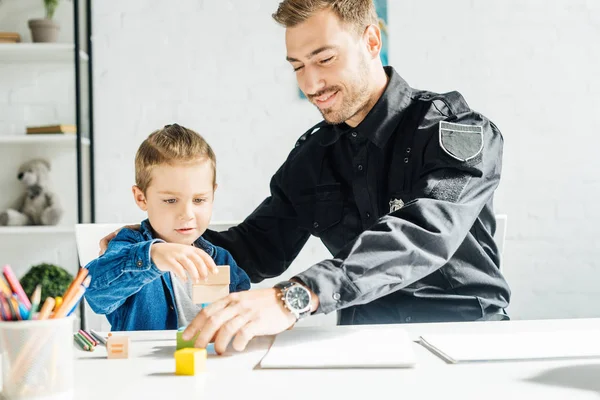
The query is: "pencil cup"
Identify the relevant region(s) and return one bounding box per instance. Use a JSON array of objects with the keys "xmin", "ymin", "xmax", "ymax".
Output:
[{"xmin": 0, "ymin": 316, "xmax": 75, "ymax": 400}]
